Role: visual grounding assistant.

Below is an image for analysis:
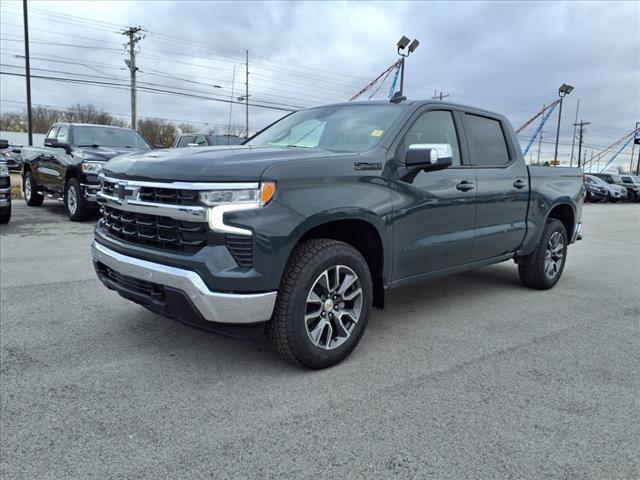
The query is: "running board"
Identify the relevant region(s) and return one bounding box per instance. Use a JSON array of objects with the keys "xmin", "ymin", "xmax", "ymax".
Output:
[{"xmin": 38, "ymin": 191, "xmax": 64, "ymax": 202}]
